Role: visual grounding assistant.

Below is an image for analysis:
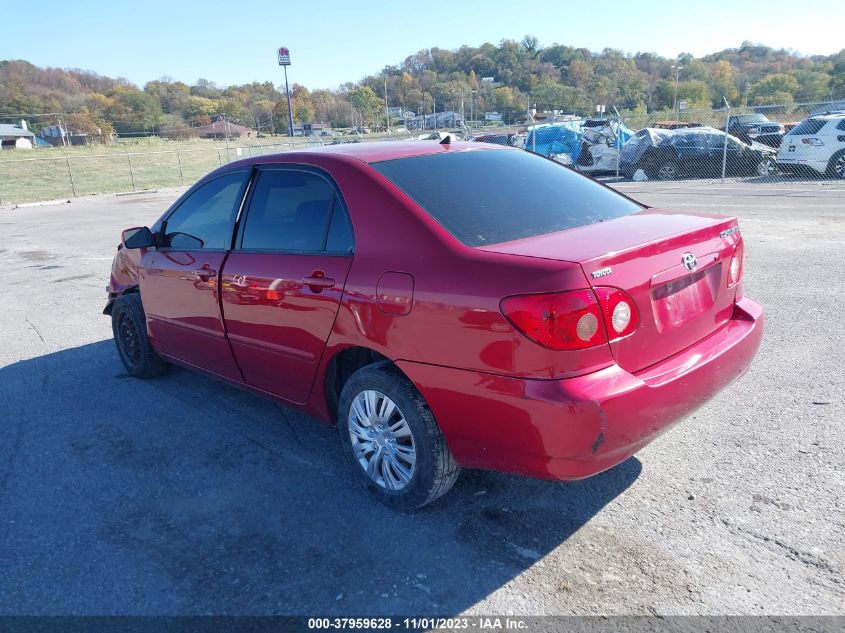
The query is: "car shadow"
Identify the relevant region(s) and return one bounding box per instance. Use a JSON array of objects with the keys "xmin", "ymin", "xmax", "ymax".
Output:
[{"xmin": 0, "ymin": 340, "xmax": 641, "ymax": 615}]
